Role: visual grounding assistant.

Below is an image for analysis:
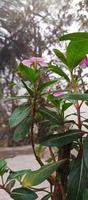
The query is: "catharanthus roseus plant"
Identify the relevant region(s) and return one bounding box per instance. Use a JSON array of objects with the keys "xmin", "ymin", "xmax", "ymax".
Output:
[{"xmin": 1, "ymin": 32, "xmax": 88, "ymax": 200}]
